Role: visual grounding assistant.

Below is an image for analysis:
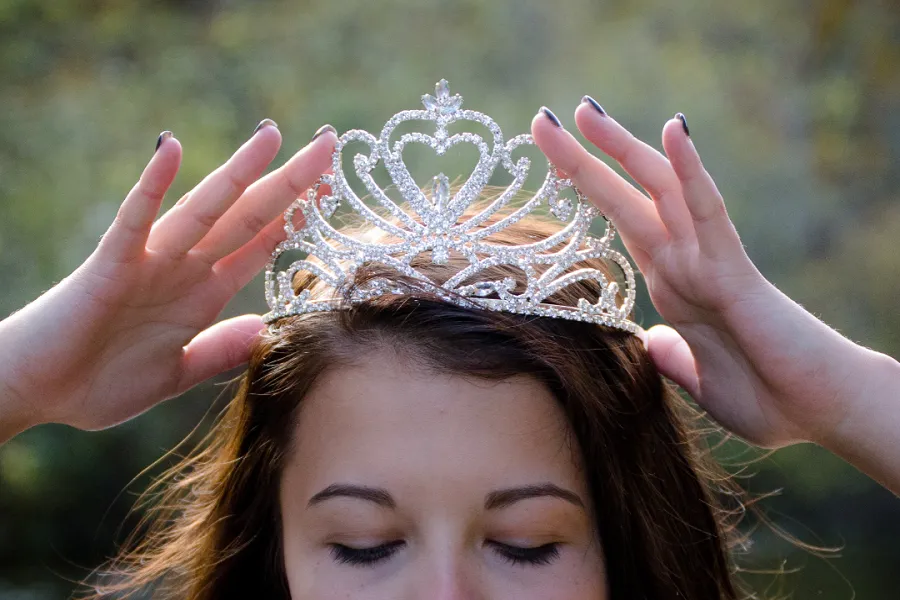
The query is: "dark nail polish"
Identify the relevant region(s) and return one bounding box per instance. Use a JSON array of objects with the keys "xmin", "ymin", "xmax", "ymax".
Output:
[
  {"xmin": 582, "ymin": 95, "xmax": 606, "ymax": 116},
  {"xmin": 155, "ymin": 131, "xmax": 172, "ymax": 152},
  {"xmin": 540, "ymin": 106, "xmax": 562, "ymax": 128},
  {"xmin": 676, "ymin": 113, "xmax": 690, "ymax": 136},
  {"xmin": 253, "ymin": 118, "xmax": 278, "ymax": 135},
  {"xmin": 311, "ymin": 124, "xmax": 338, "ymax": 141}
]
